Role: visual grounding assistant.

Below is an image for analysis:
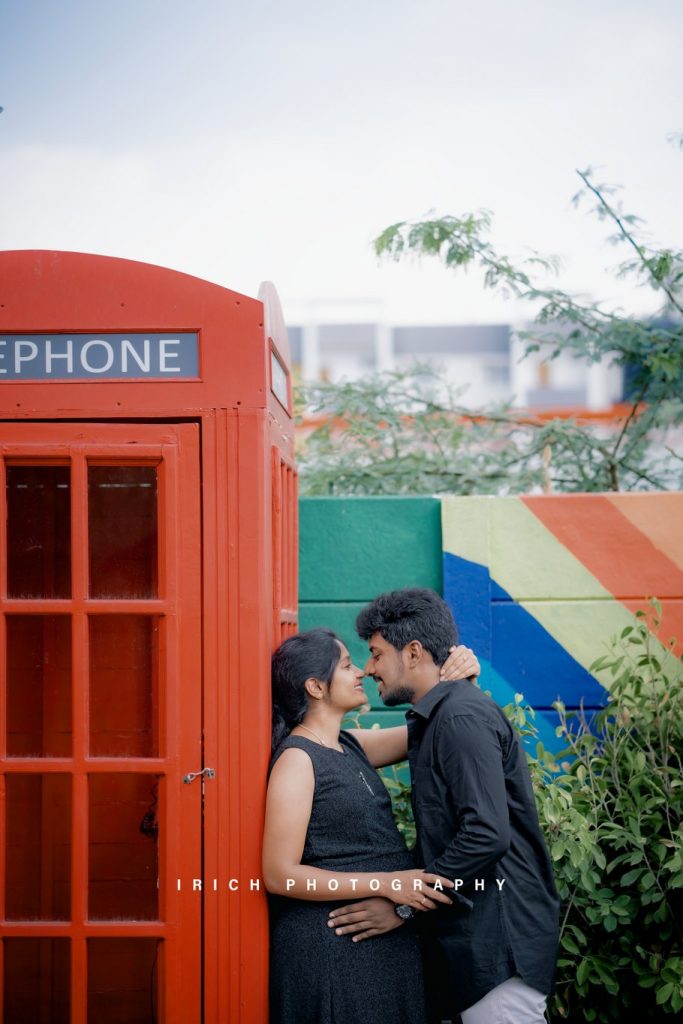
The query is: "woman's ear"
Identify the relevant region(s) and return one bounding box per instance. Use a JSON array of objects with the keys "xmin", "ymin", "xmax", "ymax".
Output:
[{"xmin": 303, "ymin": 676, "xmax": 325, "ymax": 700}]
